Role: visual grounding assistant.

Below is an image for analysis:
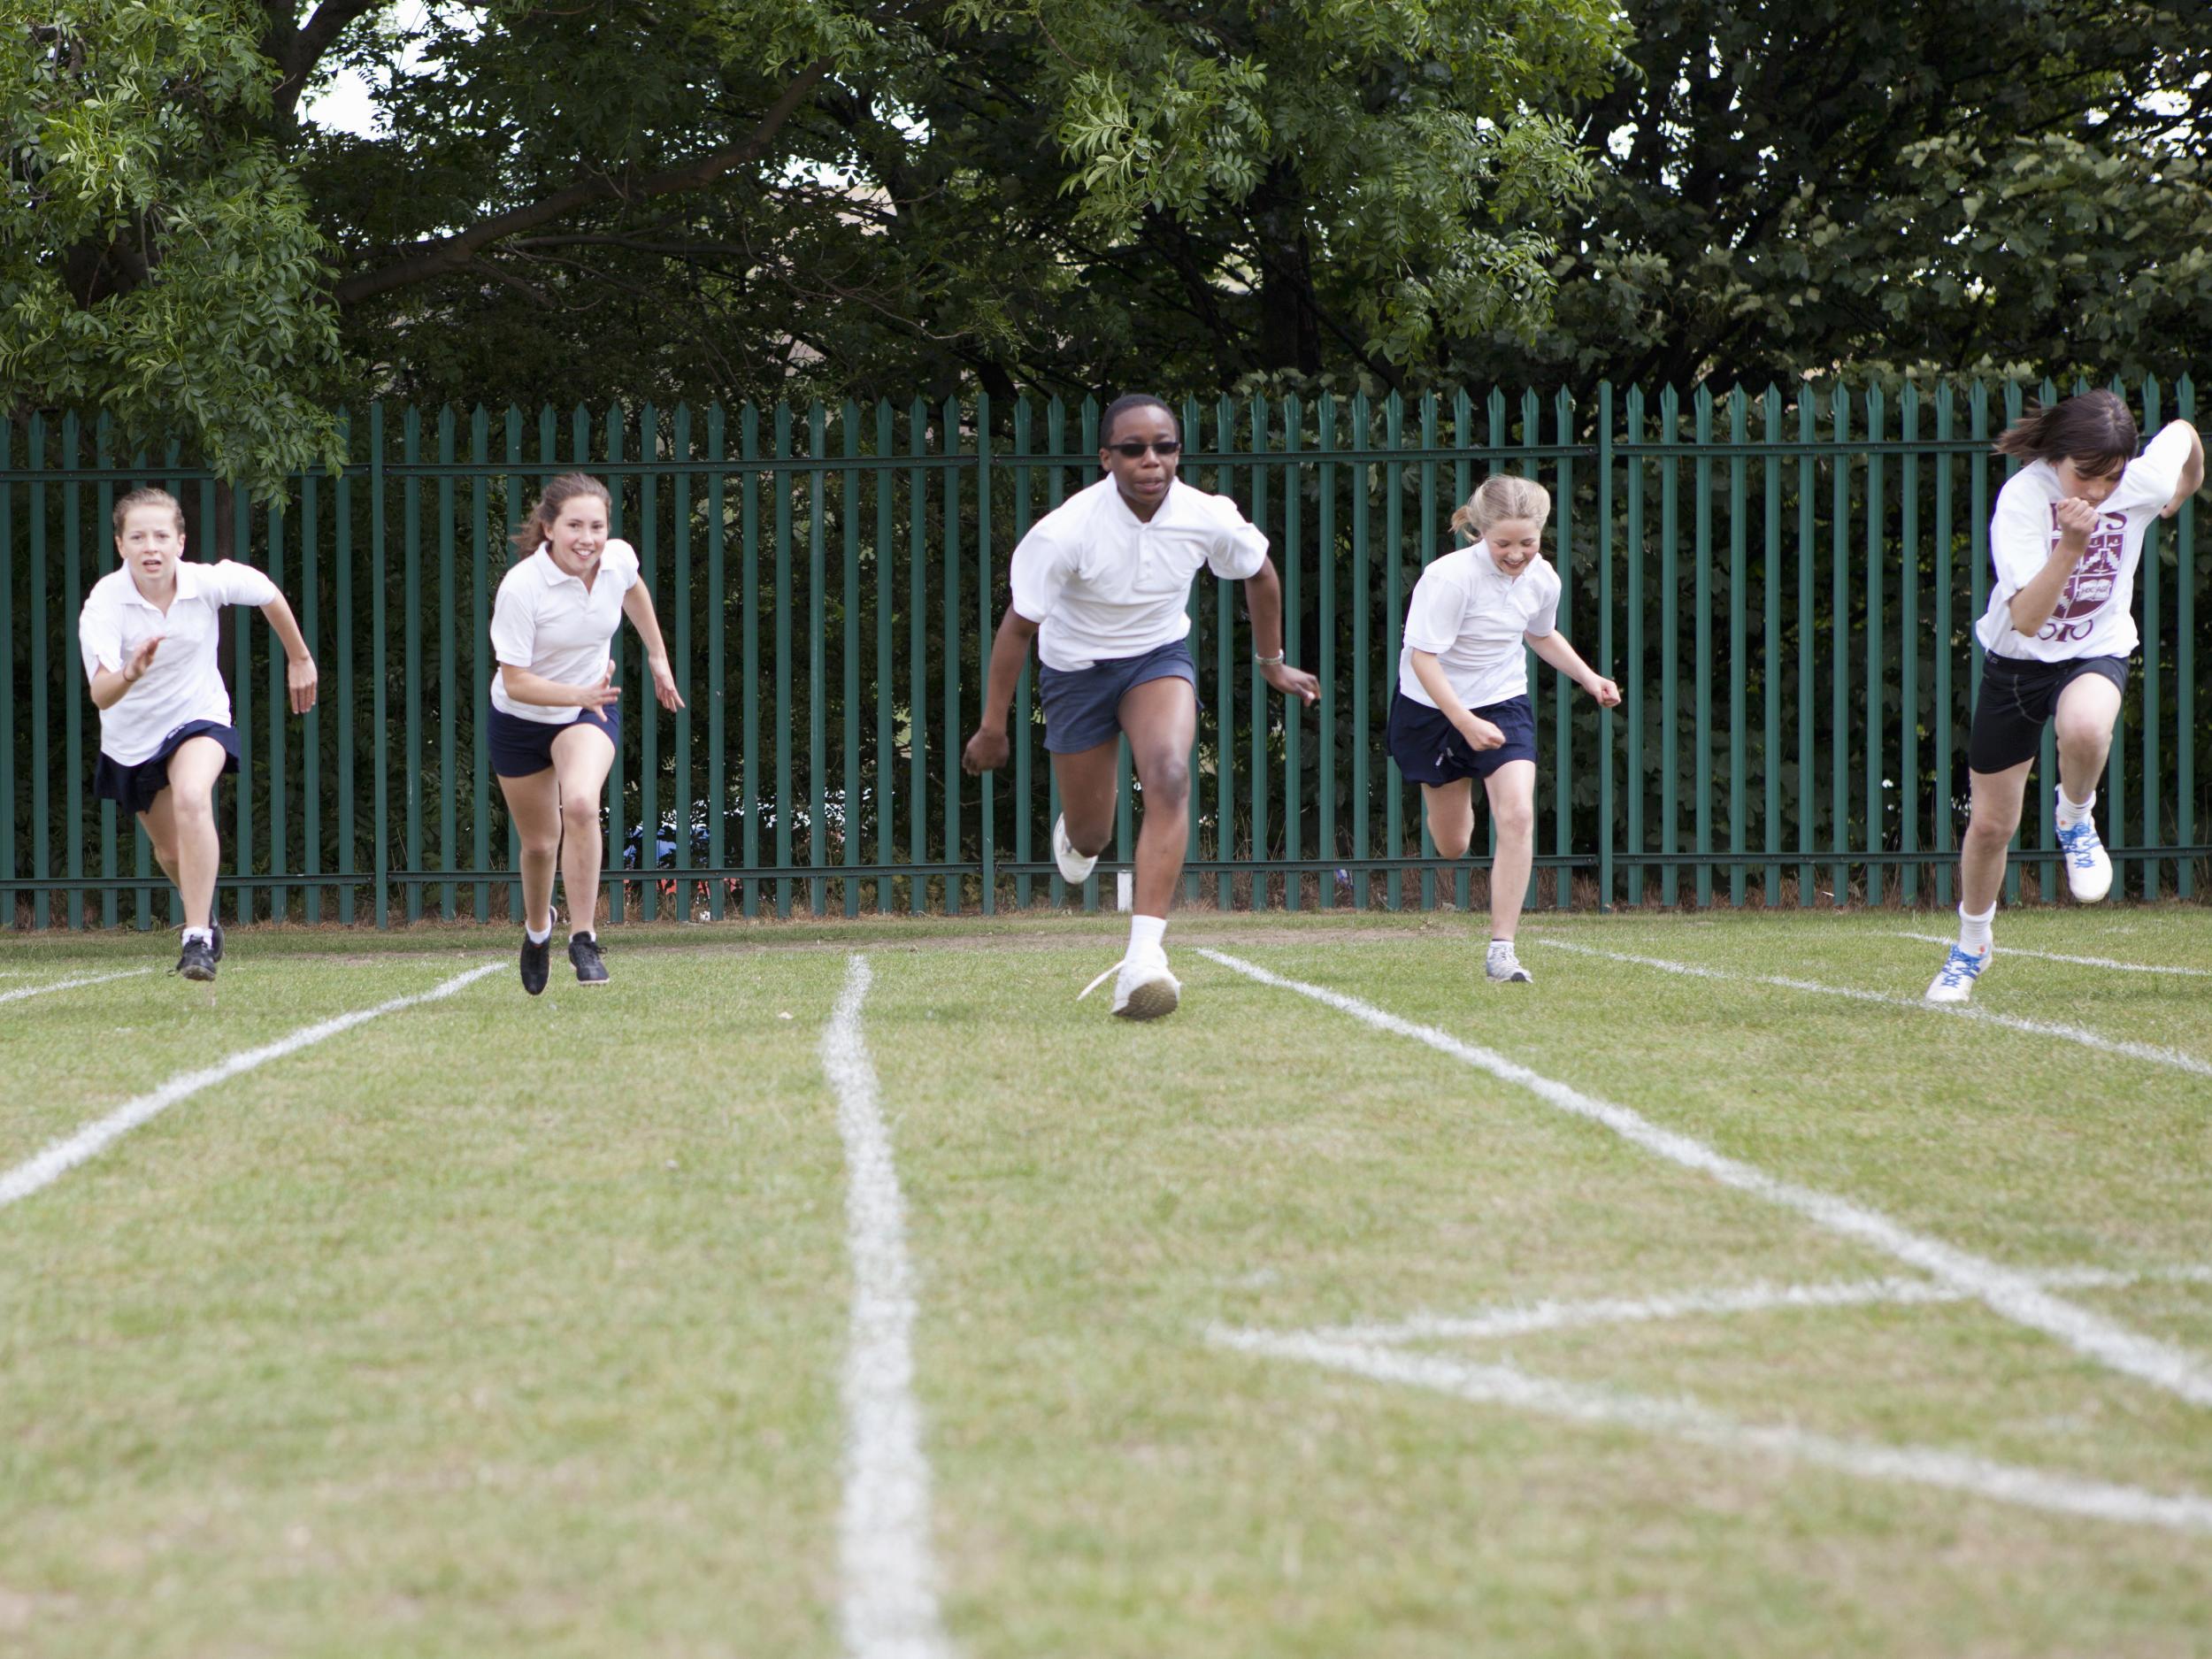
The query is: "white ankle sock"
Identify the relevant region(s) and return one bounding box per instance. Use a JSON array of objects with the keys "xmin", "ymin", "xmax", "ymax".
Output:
[
  {"xmin": 526, "ymin": 921, "xmax": 551, "ymax": 945},
  {"xmin": 1958, "ymin": 903, "xmax": 1994, "ymax": 953},
  {"xmin": 1128, "ymin": 914, "xmax": 1166, "ymax": 955},
  {"xmin": 2055, "ymin": 787, "xmax": 2094, "ymax": 830},
  {"xmin": 1487, "ymin": 937, "xmax": 1516, "ymax": 958},
  {"xmin": 181, "ymin": 926, "xmax": 213, "ymax": 947}
]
